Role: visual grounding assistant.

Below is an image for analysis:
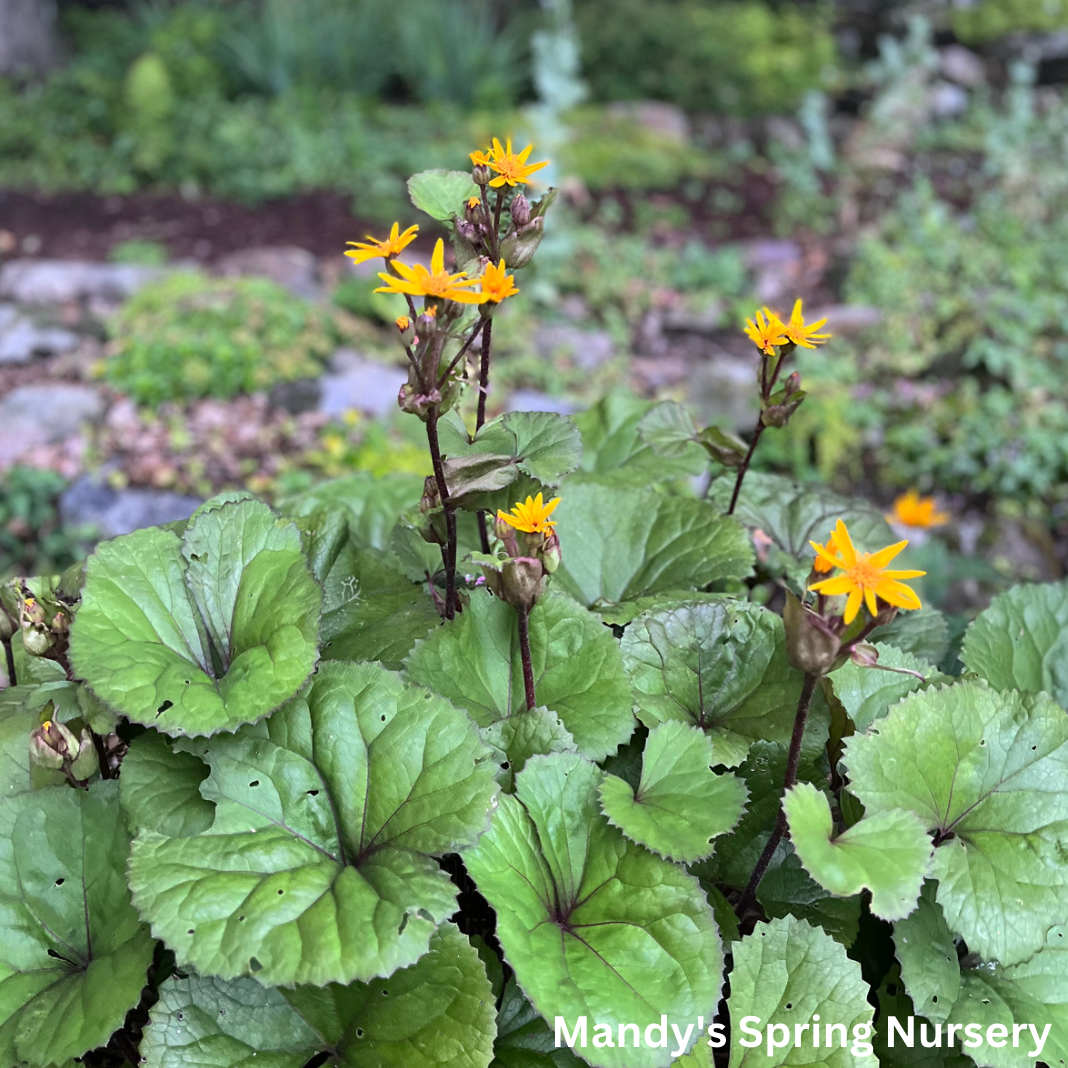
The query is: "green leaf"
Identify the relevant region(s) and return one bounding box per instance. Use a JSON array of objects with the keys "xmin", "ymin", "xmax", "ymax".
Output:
[
  {"xmin": 709, "ymin": 472, "xmax": 894, "ymax": 586},
  {"xmin": 0, "ymin": 782, "xmax": 155, "ymax": 1067},
  {"xmin": 726, "ymin": 916, "xmax": 877, "ymax": 1068},
  {"xmin": 828, "ymin": 644, "xmax": 943, "ymax": 732},
  {"xmin": 119, "ymin": 729, "xmax": 214, "ymax": 838},
  {"xmin": 552, "ymin": 479, "xmax": 752, "ymax": 615},
  {"xmin": 754, "ymin": 854, "xmax": 863, "ymax": 947},
  {"xmin": 128, "ymin": 661, "xmax": 497, "ymax": 986},
  {"xmin": 572, "ymin": 394, "xmax": 706, "ymax": 485},
  {"xmin": 636, "ymin": 401, "xmax": 699, "ymax": 458},
  {"xmin": 141, "ymin": 922, "xmax": 496, "ymax": 1068},
  {"xmin": 482, "ymin": 708, "xmax": 578, "ymax": 792},
  {"xmin": 406, "ymin": 590, "xmax": 634, "ymax": 762},
  {"xmin": 491, "ymin": 977, "xmax": 585, "ymax": 1068},
  {"xmin": 783, "ymin": 782, "xmax": 931, "ymax": 920},
  {"xmin": 962, "ymin": 579, "xmax": 1068, "ymax": 709},
  {"xmin": 620, "ymin": 600, "xmax": 815, "ymax": 767},
  {"xmin": 844, "ymin": 679, "xmax": 1068, "ymax": 966},
  {"xmin": 464, "ymin": 753, "xmax": 723, "ymax": 1068},
  {"xmin": 599, "ymin": 721, "xmax": 747, "ymax": 862},
  {"xmin": 871, "ymin": 607, "xmax": 951, "ymax": 667},
  {"xmin": 408, "ymin": 169, "xmax": 480, "ymax": 221},
  {"xmin": 894, "ymin": 883, "xmax": 1068, "ymax": 1068},
  {"xmin": 70, "ymin": 500, "xmax": 321, "ymax": 737}
]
